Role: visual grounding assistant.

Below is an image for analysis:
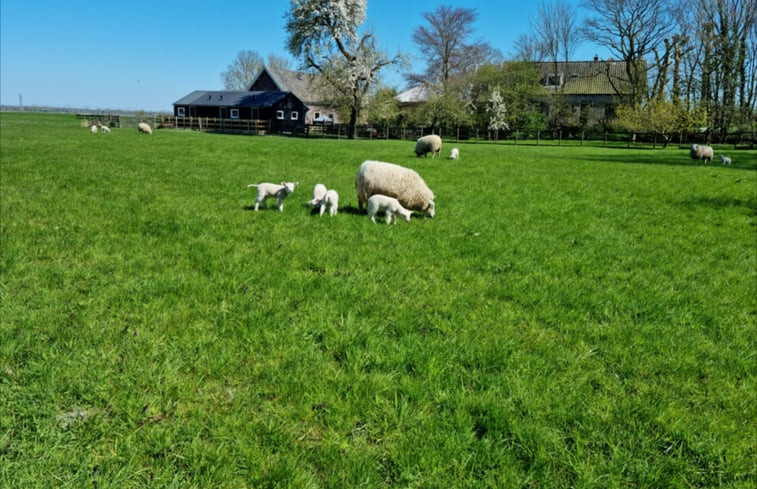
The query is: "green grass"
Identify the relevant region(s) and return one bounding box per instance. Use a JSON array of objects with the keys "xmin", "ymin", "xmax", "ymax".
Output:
[{"xmin": 1, "ymin": 112, "xmax": 755, "ymax": 488}]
